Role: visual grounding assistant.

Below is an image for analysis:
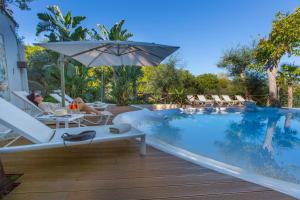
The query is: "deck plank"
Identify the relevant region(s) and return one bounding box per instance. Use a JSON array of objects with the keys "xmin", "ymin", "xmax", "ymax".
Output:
[{"xmin": 1, "ymin": 139, "xmax": 295, "ymax": 200}]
